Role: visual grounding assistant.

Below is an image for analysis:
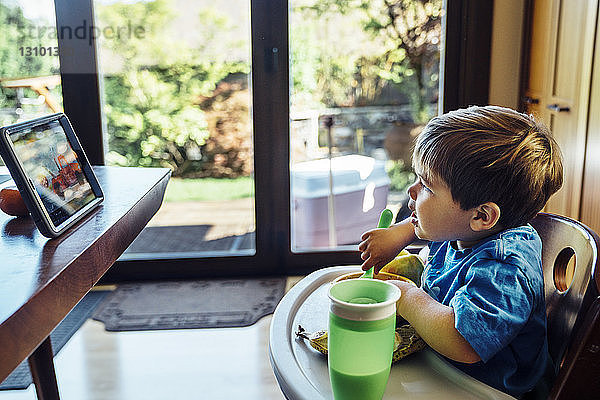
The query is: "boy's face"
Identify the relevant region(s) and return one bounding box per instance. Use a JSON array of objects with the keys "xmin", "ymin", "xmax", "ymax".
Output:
[{"xmin": 407, "ymin": 169, "xmax": 478, "ymax": 244}]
